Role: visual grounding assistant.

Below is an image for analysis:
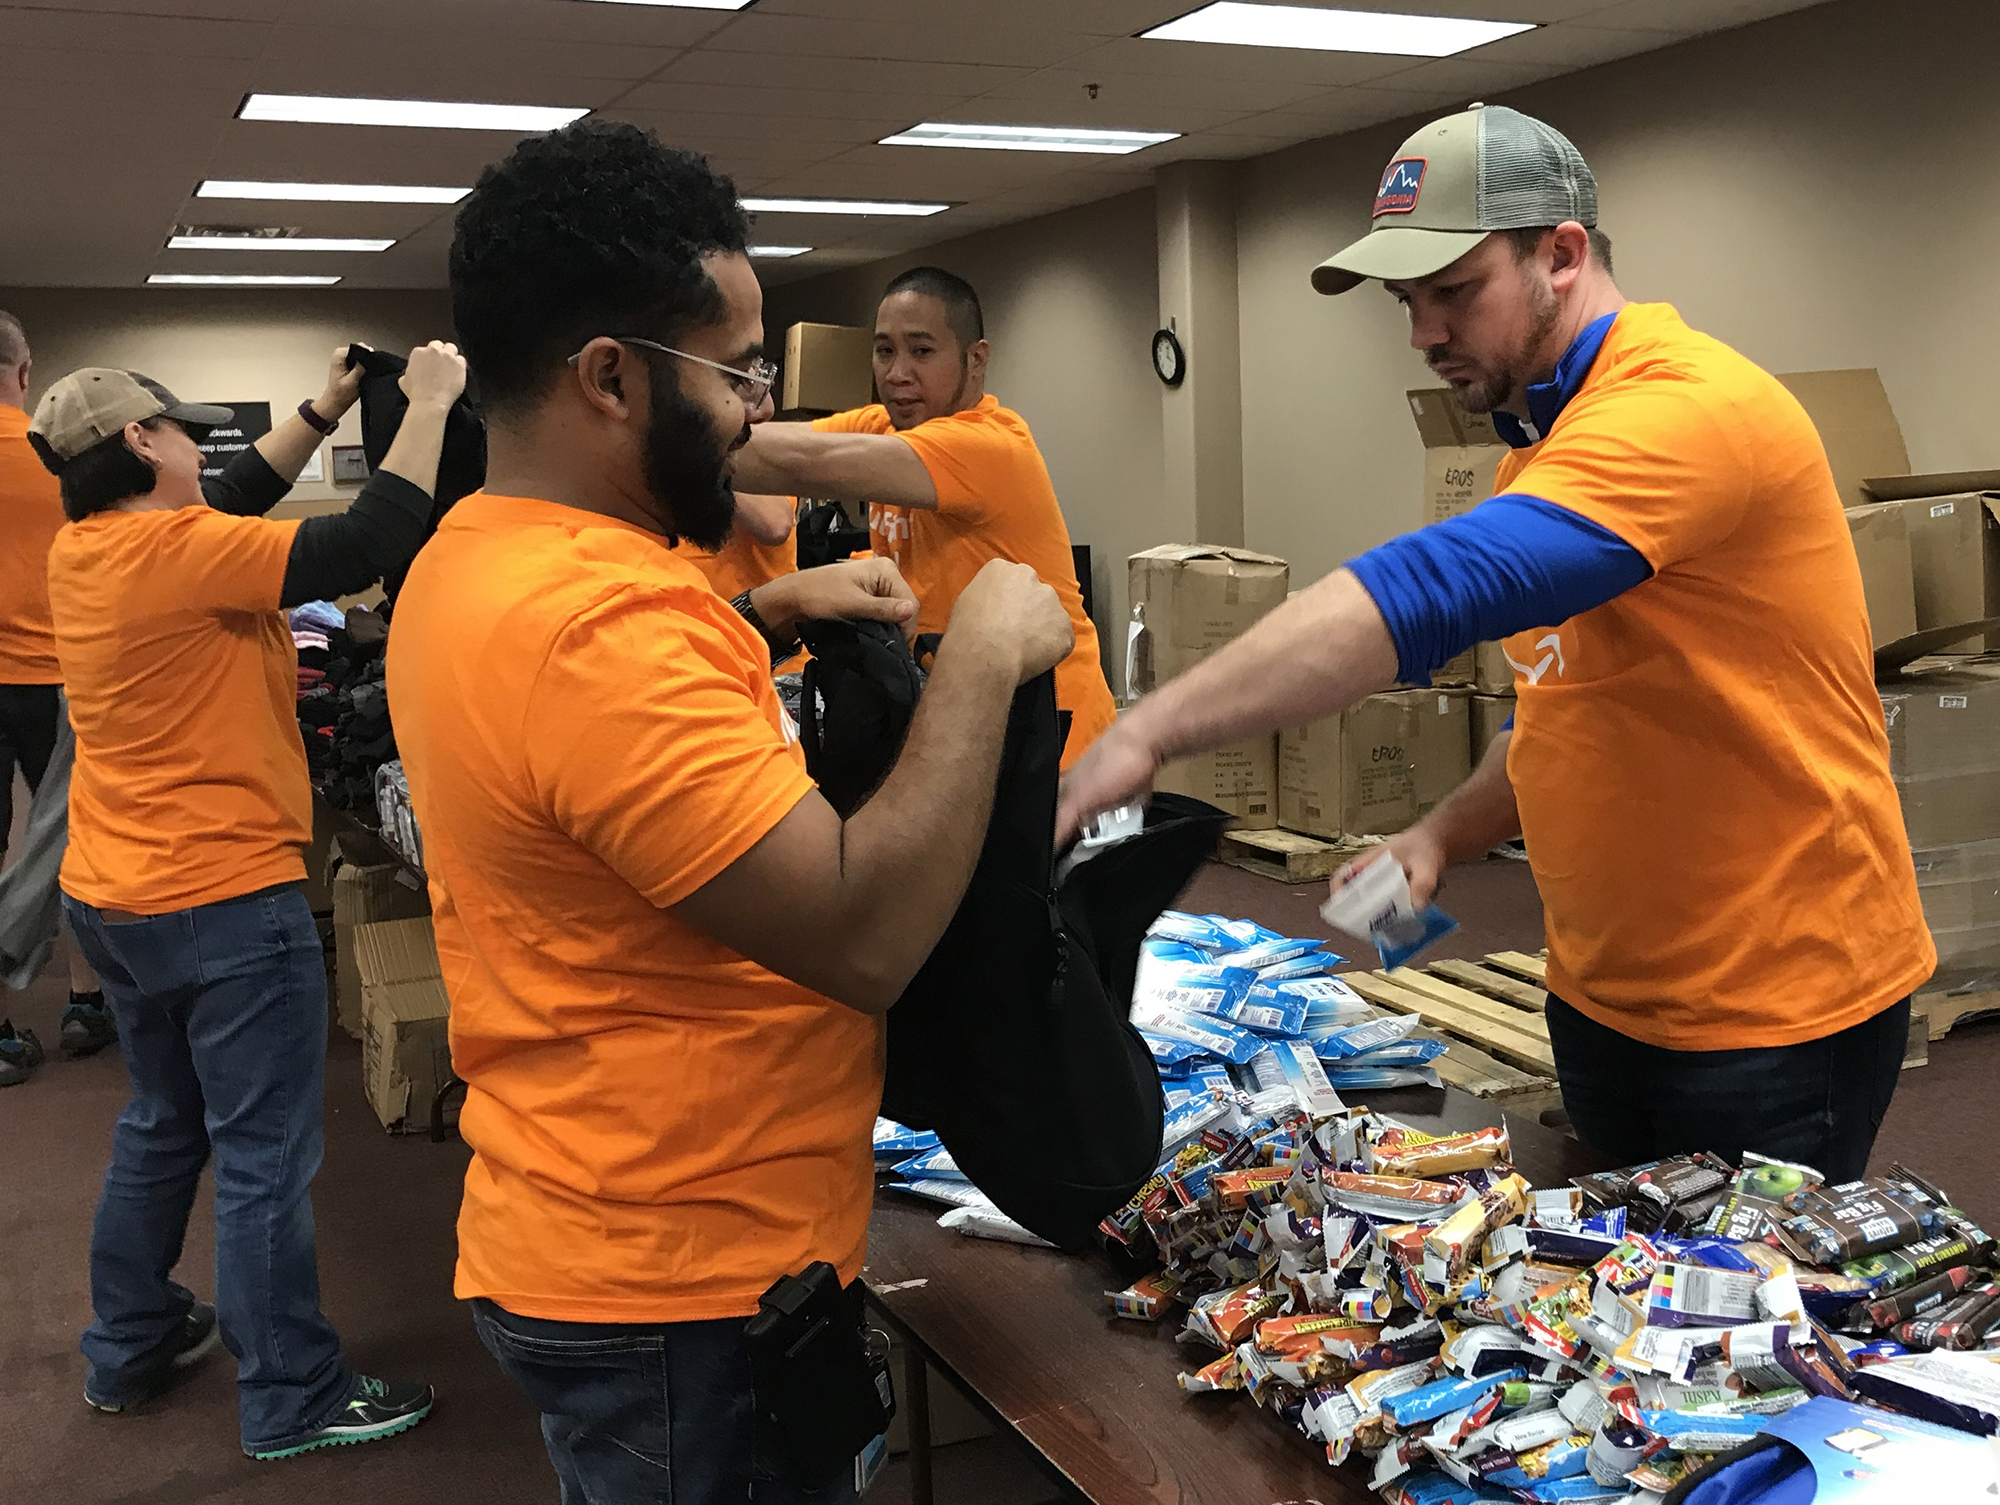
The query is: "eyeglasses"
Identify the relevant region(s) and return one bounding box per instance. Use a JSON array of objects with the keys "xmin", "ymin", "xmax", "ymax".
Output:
[{"xmin": 568, "ymin": 336, "xmax": 777, "ymax": 406}]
